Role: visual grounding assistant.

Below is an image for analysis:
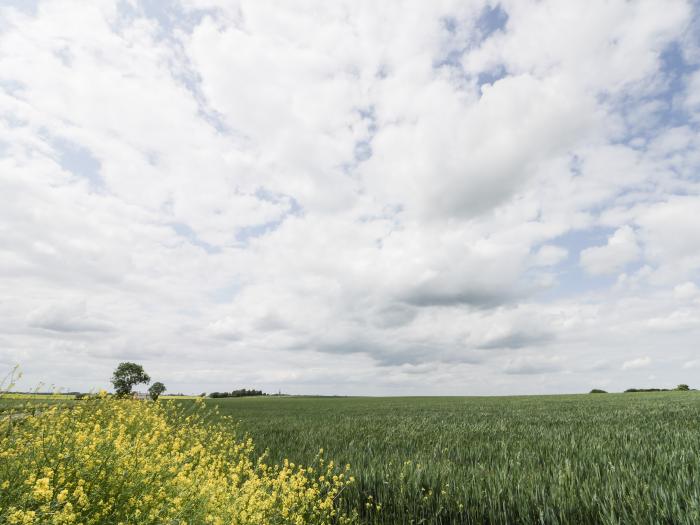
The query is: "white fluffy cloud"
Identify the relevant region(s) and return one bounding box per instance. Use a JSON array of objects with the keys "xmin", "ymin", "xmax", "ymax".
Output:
[
  {"xmin": 1, "ymin": 0, "xmax": 699, "ymax": 394},
  {"xmin": 622, "ymin": 357, "xmax": 652, "ymax": 370},
  {"xmin": 580, "ymin": 226, "xmax": 640, "ymax": 275}
]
